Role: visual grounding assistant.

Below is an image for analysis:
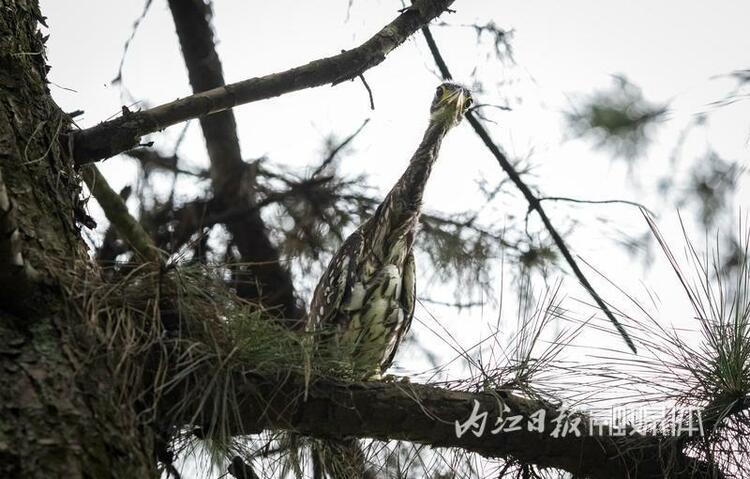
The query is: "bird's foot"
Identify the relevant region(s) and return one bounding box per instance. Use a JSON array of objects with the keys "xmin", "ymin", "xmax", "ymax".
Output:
[
  {"xmin": 364, "ymin": 369, "xmax": 411, "ymax": 383},
  {"xmin": 379, "ymin": 374, "xmax": 411, "ymax": 384}
]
